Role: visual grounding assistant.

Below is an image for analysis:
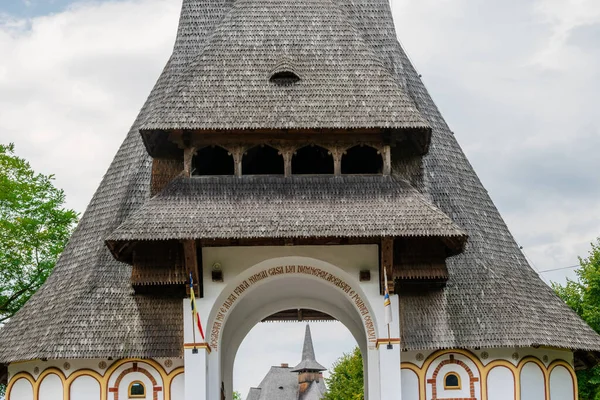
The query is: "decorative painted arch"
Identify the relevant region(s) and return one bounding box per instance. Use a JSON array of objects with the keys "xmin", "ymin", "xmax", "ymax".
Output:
[
  {"xmin": 427, "ymin": 355, "xmax": 479, "ymax": 399},
  {"xmin": 547, "ymin": 360, "xmax": 577, "ymax": 400},
  {"xmin": 36, "ymin": 368, "xmax": 66, "ymax": 400},
  {"xmin": 109, "ymin": 363, "xmax": 162, "ymax": 400},
  {"xmin": 65, "ymin": 370, "xmax": 104, "ymax": 400},
  {"xmin": 5, "ymin": 372, "xmax": 36, "ymax": 400}
]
